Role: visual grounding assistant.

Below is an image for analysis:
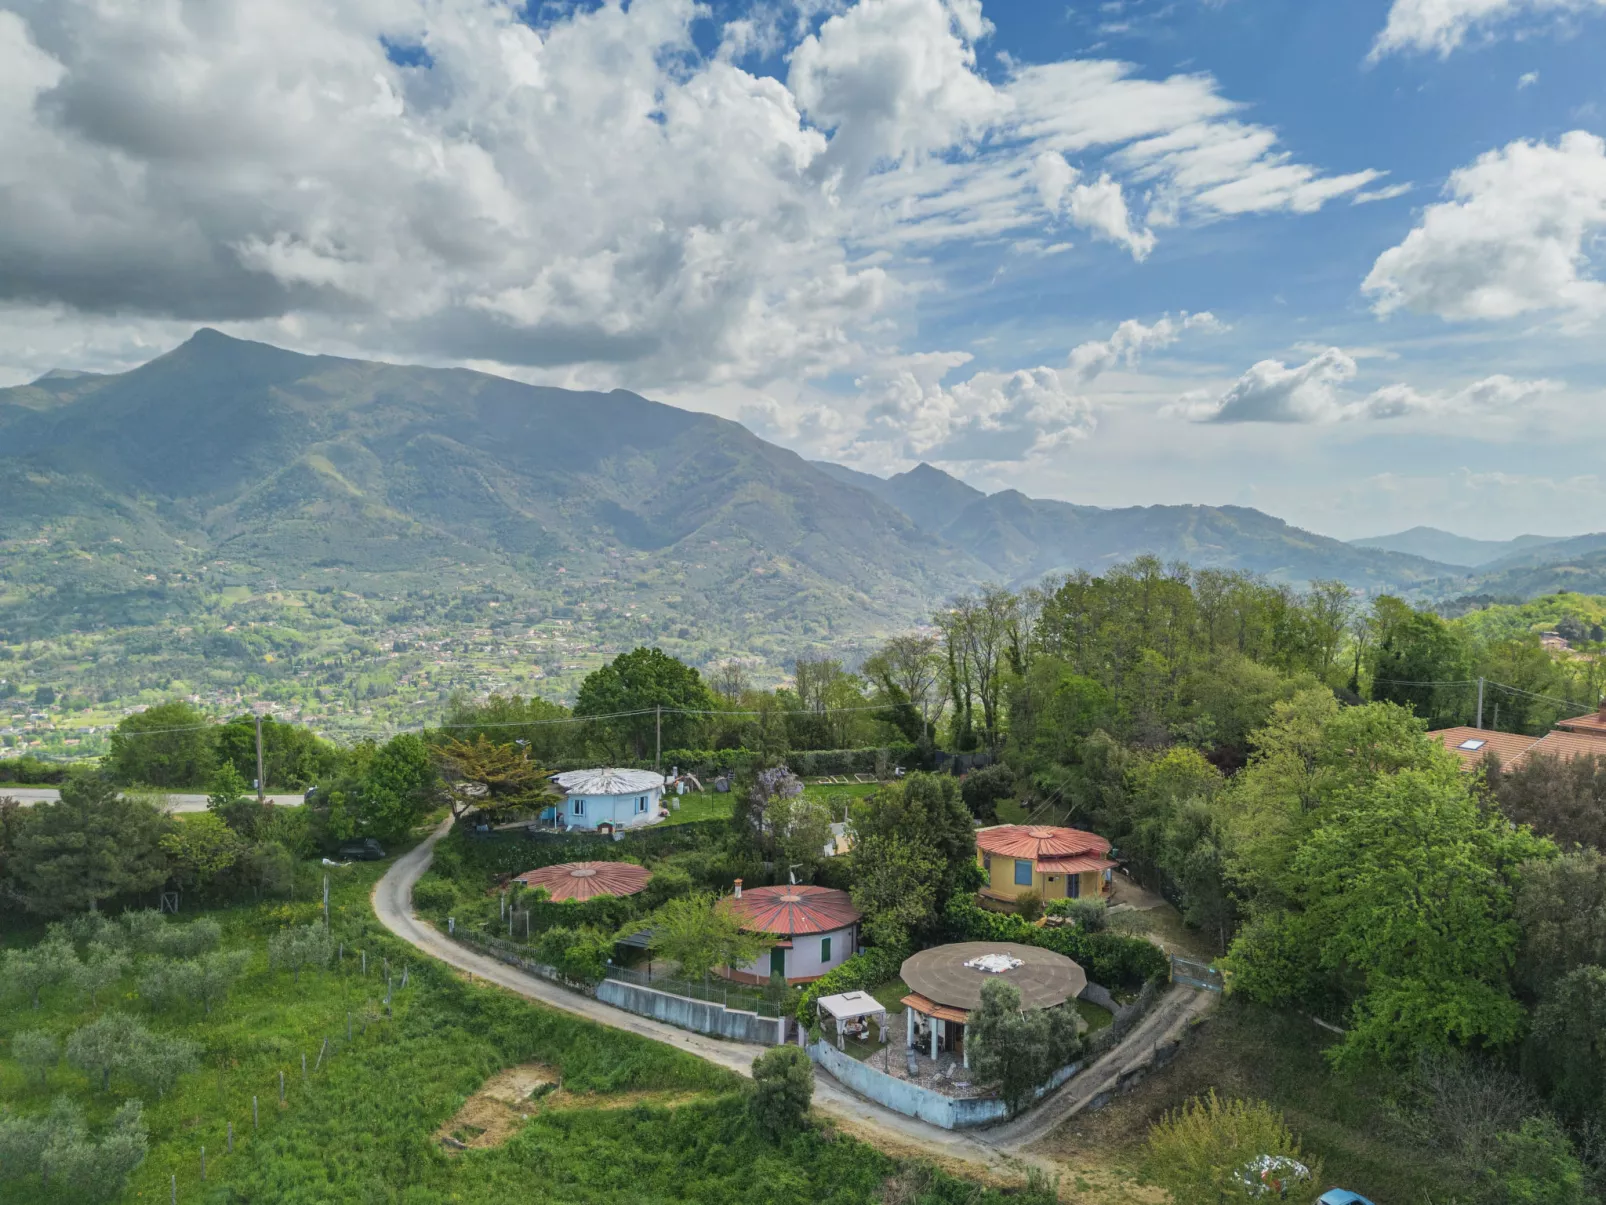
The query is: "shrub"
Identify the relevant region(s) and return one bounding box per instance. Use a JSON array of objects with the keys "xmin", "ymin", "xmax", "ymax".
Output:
[
  {"xmin": 1015, "ymin": 890, "xmax": 1045, "ymax": 923},
  {"xmin": 1145, "ymin": 1090, "xmax": 1320, "ymax": 1205},
  {"xmin": 1474, "ymin": 1116, "xmax": 1589, "ymax": 1205},
  {"xmin": 533, "ymin": 926, "xmax": 612, "ymax": 985},
  {"xmin": 411, "ymin": 872, "xmax": 458, "ymax": 915},
  {"xmin": 1044, "ymin": 897, "xmax": 1108, "ymax": 931},
  {"xmin": 959, "ymin": 764, "xmax": 1015, "ymax": 821},
  {"xmin": 751, "ymin": 1045, "xmax": 814, "ymax": 1137}
]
